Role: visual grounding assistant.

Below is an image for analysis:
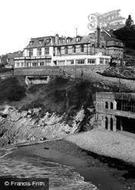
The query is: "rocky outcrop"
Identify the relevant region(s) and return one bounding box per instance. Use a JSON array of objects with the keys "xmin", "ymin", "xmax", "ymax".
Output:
[{"xmin": 0, "ymin": 105, "xmax": 92, "ymax": 147}]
